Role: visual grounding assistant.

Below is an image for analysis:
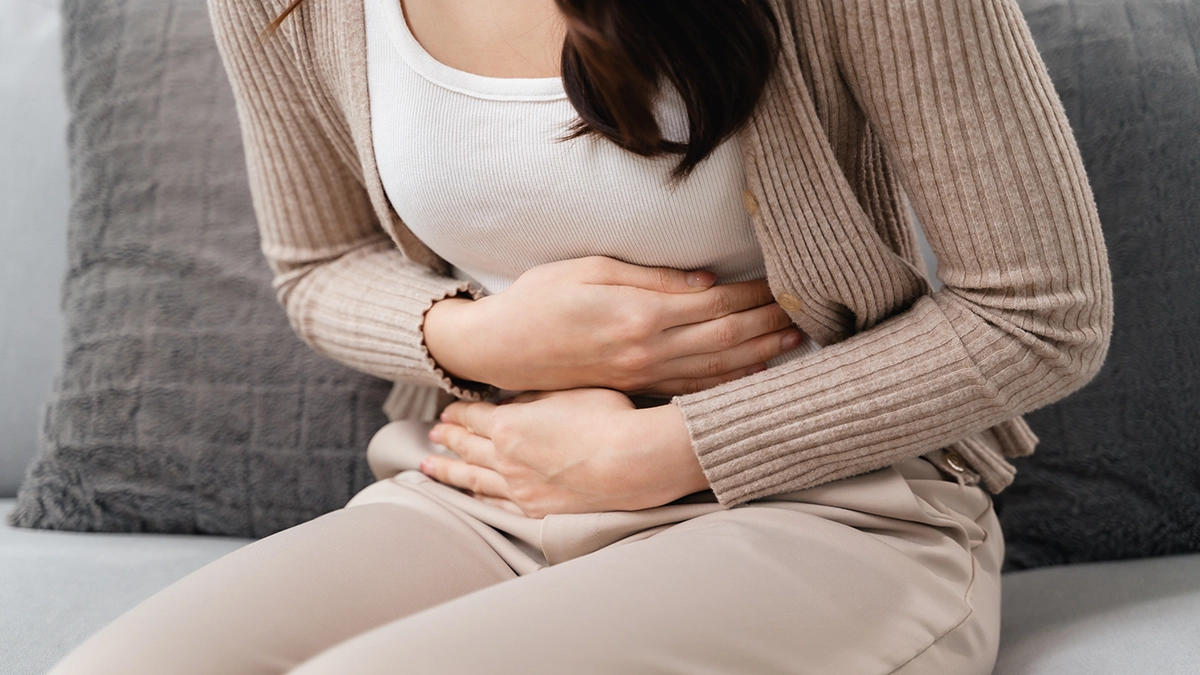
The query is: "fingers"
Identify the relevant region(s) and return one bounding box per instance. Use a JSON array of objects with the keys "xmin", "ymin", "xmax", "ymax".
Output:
[
  {"xmin": 662, "ymin": 279, "xmax": 776, "ymax": 326},
  {"xmin": 662, "ymin": 302, "xmax": 794, "ymax": 356},
  {"xmin": 429, "ymin": 422, "xmax": 497, "ymax": 468},
  {"xmin": 629, "ymin": 362, "xmax": 771, "ymax": 397},
  {"xmin": 440, "ymin": 401, "xmax": 498, "ymax": 437},
  {"xmin": 420, "ymin": 457, "xmax": 512, "ymax": 500},
  {"xmin": 663, "ymin": 327, "xmax": 804, "ymax": 382},
  {"xmin": 475, "ymin": 495, "xmax": 527, "ymax": 516},
  {"xmin": 582, "ymin": 256, "xmax": 715, "ymax": 294}
]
